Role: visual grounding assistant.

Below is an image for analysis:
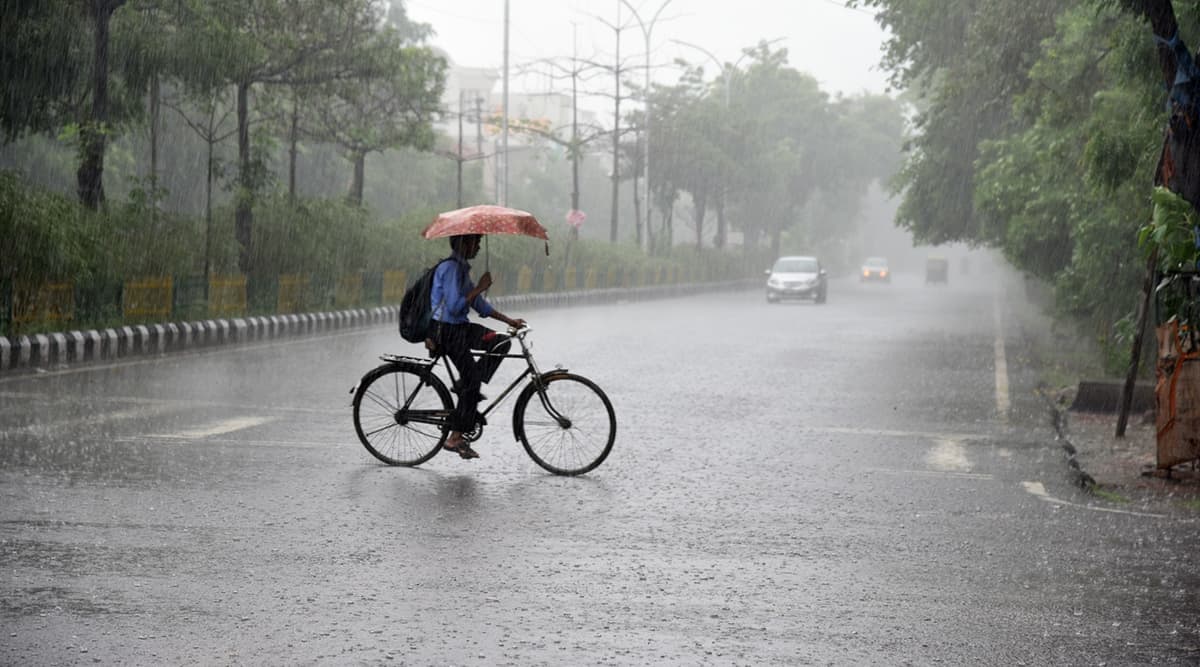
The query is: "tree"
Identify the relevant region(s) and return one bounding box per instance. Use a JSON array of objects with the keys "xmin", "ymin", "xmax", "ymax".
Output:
[
  {"xmin": 851, "ymin": 0, "xmax": 1073, "ymax": 246},
  {"xmin": 177, "ymin": 0, "xmax": 384, "ymax": 273},
  {"xmin": 308, "ymin": 32, "xmax": 445, "ymax": 206},
  {"xmin": 0, "ymin": 1, "xmax": 87, "ymax": 142}
]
